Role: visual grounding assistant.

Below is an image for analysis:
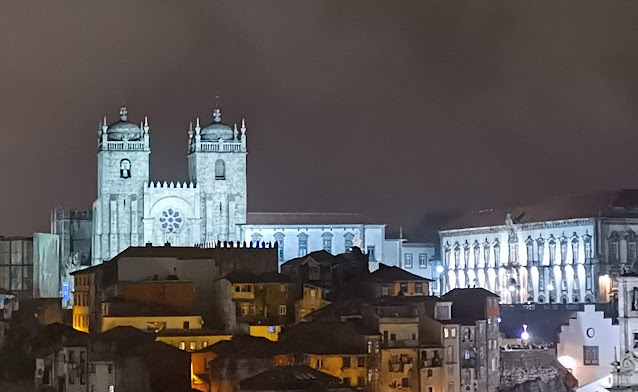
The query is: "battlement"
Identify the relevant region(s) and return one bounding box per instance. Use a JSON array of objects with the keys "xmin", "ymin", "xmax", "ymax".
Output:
[
  {"xmin": 196, "ymin": 241, "xmax": 278, "ymax": 249},
  {"xmin": 146, "ymin": 181, "xmax": 197, "ymax": 189}
]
